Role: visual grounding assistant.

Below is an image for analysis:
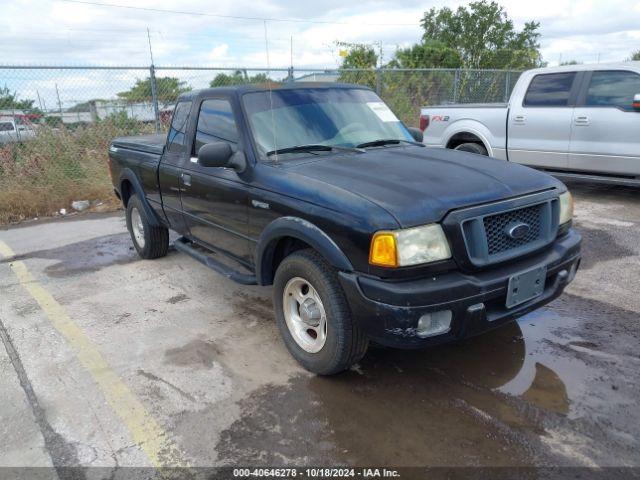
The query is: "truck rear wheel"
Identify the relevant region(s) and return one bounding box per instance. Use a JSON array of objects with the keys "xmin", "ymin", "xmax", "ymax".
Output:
[
  {"xmin": 454, "ymin": 142, "xmax": 488, "ymax": 155},
  {"xmin": 273, "ymin": 249, "xmax": 369, "ymax": 375},
  {"xmin": 126, "ymin": 194, "xmax": 169, "ymax": 259}
]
